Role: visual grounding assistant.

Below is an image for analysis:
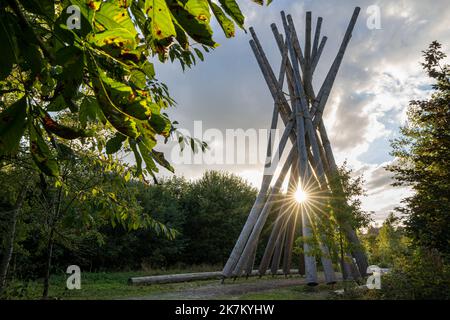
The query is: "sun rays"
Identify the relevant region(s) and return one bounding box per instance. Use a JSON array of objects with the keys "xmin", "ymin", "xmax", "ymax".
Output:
[{"xmin": 294, "ymin": 188, "xmax": 308, "ymax": 203}]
